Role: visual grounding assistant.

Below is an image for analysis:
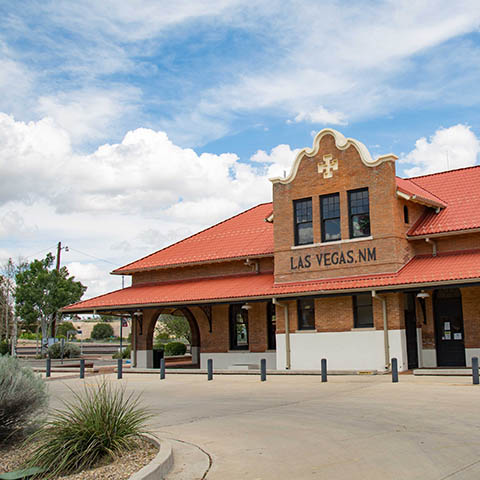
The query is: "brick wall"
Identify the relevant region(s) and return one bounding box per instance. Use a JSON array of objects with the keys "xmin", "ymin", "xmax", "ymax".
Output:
[
  {"xmin": 272, "ymin": 133, "xmax": 417, "ymax": 283},
  {"xmin": 274, "ymin": 292, "xmax": 404, "ymax": 333},
  {"xmin": 461, "ymin": 287, "xmax": 480, "ymax": 349}
]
